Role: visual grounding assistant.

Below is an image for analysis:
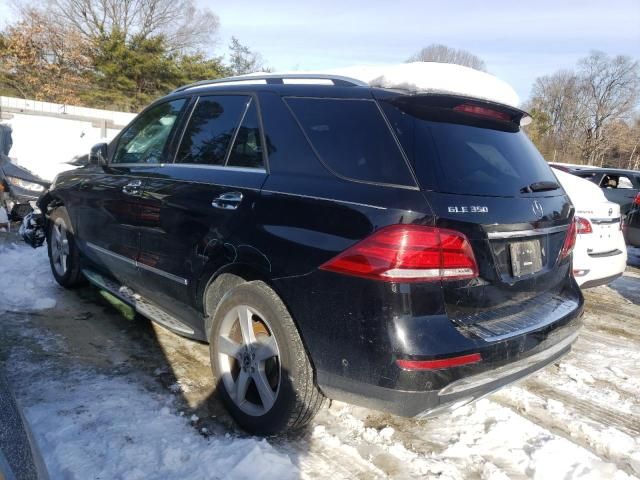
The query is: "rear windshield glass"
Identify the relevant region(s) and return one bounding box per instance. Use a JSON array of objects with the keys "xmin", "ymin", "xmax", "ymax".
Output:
[
  {"xmin": 381, "ymin": 101, "xmax": 558, "ymax": 197},
  {"xmin": 286, "ymin": 98, "xmax": 415, "ymax": 187}
]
